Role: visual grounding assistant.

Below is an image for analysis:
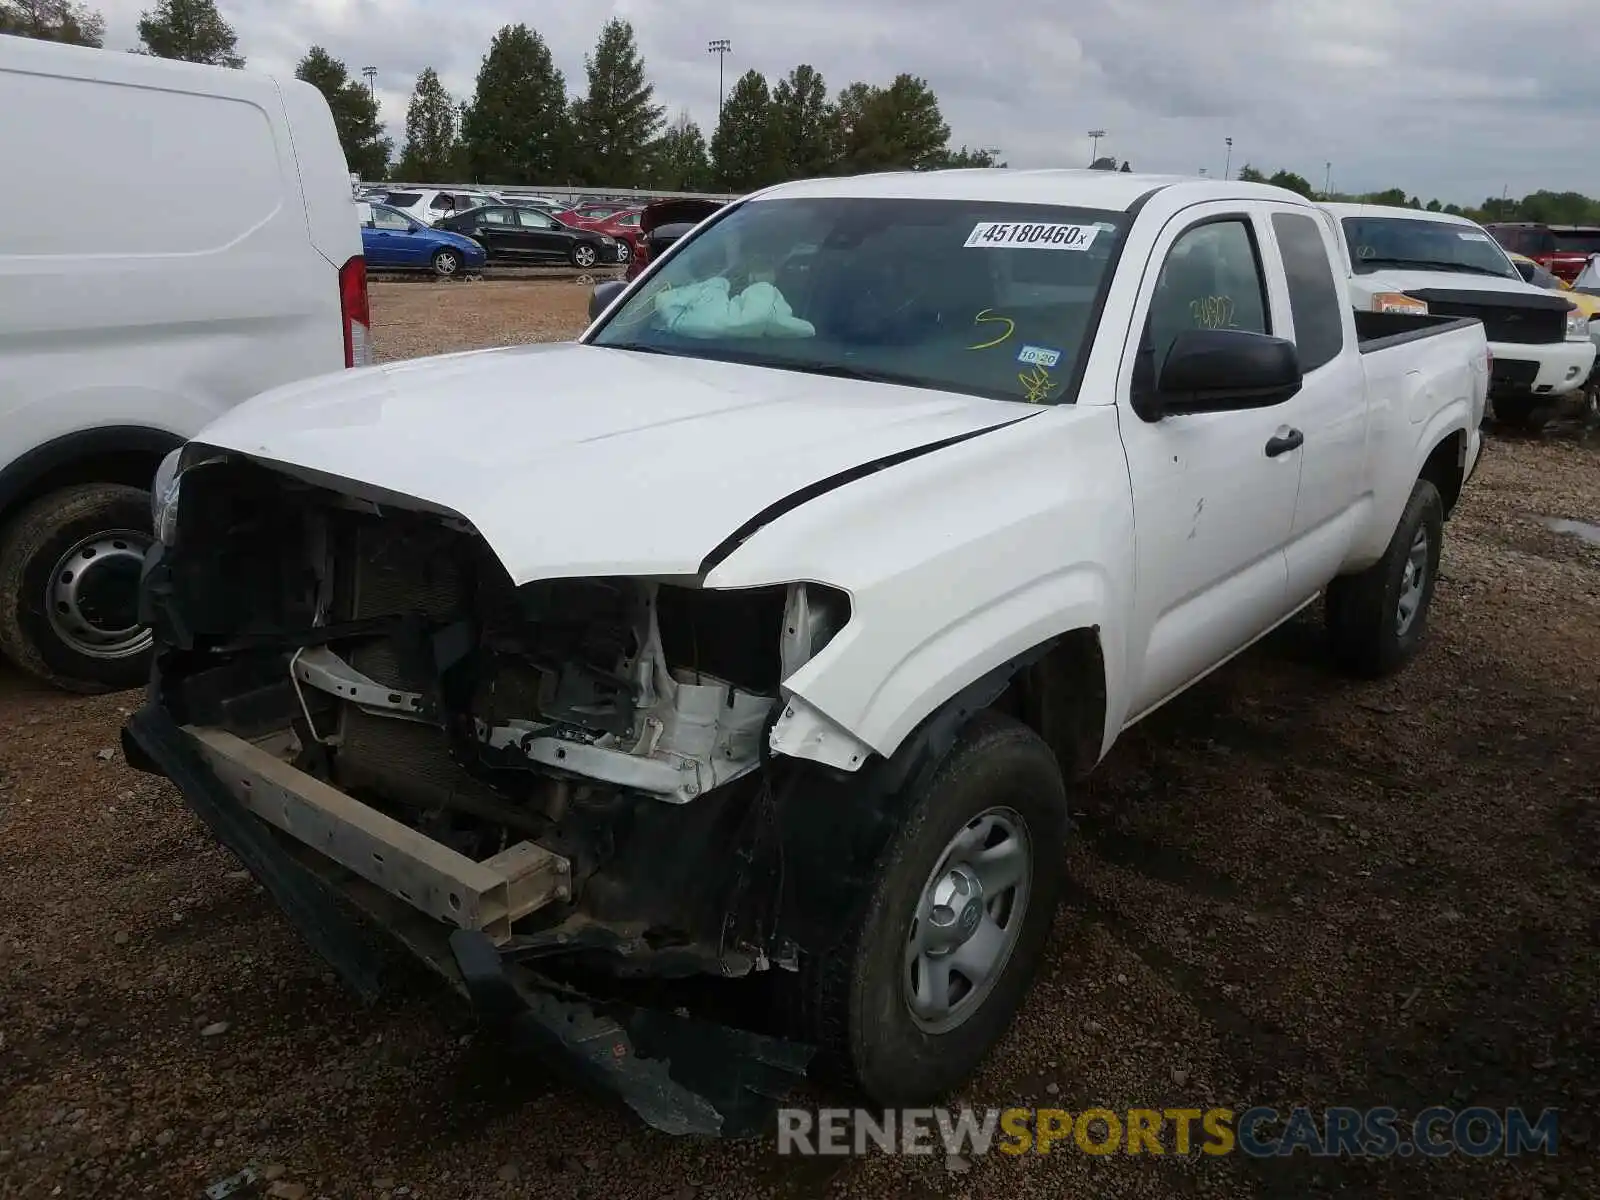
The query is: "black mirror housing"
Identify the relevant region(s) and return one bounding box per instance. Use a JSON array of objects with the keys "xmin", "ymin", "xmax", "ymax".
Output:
[
  {"xmin": 1142, "ymin": 328, "xmax": 1303, "ymax": 419},
  {"xmin": 589, "ymin": 279, "xmax": 627, "ymax": 322}
]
